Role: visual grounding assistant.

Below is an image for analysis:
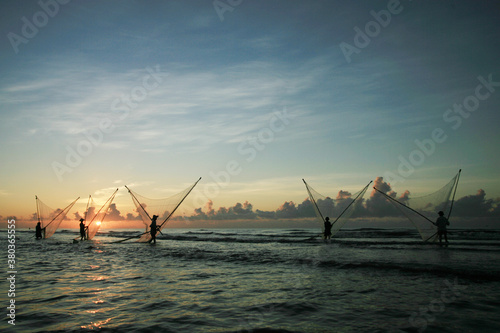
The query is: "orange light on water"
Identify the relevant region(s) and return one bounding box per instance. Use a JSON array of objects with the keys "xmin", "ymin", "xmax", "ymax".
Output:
[
  {"xmin": 88, "ymin": 275, "xmax": 107, "ymax": 281},
  {"xmin": 80, "ymin": 318, "xmax": 112, "ymax": 330}
]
